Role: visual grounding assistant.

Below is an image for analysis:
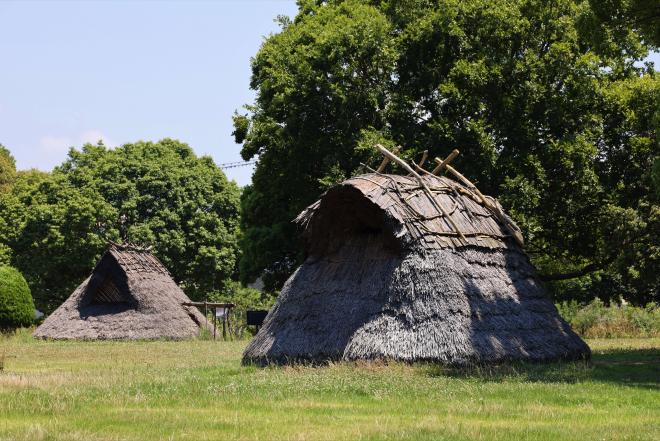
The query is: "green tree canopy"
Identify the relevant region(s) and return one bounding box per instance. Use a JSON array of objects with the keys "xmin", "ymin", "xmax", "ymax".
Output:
[
  {"xmin": 589, "ymin": 0, "xmax": 660, "ymax": 47},
  {"xmin": 0, "ymin": 139, "xmax": 241, "ymax": 313},
  {"xmin": 0, "ymin": 146, "xmax": 20, "ymax": 265},
  {"xmin": 234, "ymin": 0, "xmax": 659, "ymax": 303},
  {"xmin": 0, "ymin": 144, "xmax": 16, "ymax": 194},
  {"xmin": 0, "ymin": 265, "xmax": 34, "ymax": 329}
]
